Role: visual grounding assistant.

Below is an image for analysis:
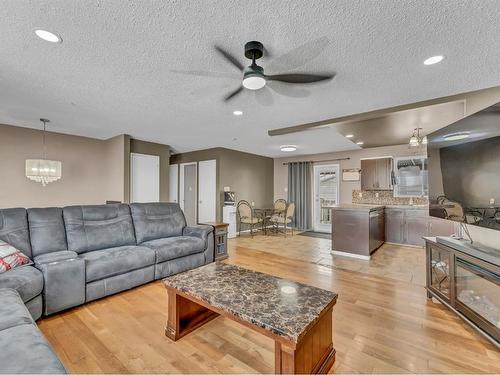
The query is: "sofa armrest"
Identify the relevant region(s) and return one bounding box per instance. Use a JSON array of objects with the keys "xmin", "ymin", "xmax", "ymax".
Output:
[
  {"xmin": 183, "ymin": 225, "xmax": 213, "ymax": 243},
  {"xmin": 34, "ymin": 251, "xmax": 85, "ymax": 315},
  {"xmin": 34, "ymin": 251, "xmax": 78, "ymax": 266}
]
